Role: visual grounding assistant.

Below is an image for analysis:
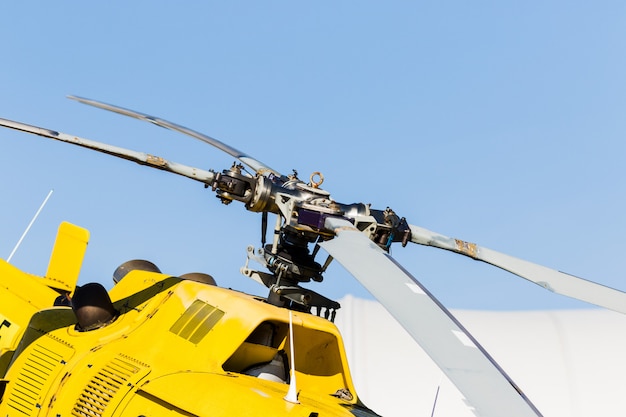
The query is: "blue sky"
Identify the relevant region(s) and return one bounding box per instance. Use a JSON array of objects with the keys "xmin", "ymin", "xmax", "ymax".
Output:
[{"xmin": 1, "ymin": 2, "xmax": 625, "ymax": 310}]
